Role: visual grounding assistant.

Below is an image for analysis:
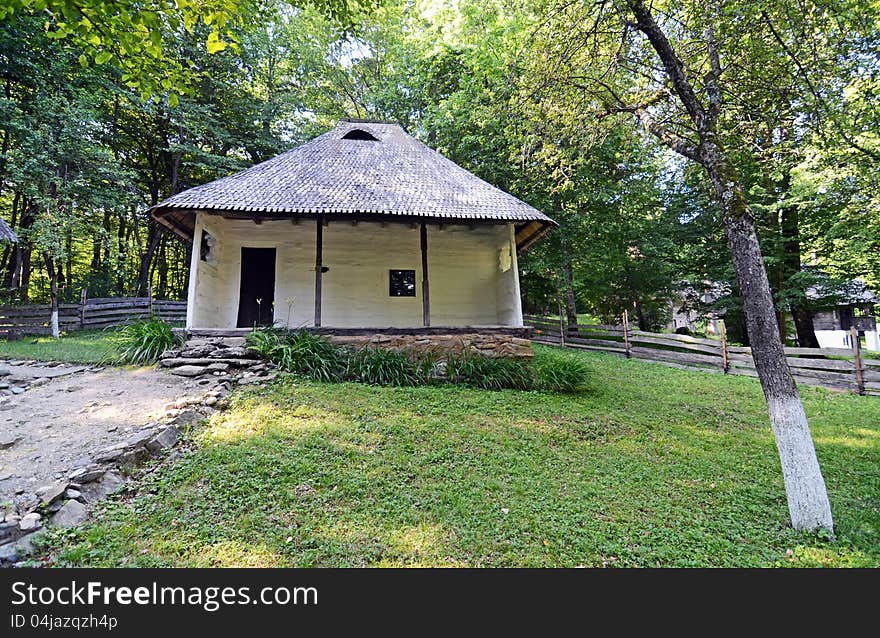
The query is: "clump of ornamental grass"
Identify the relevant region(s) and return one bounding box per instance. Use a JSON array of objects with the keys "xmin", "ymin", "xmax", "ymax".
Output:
[
  {"xmin": 532, "ymin": 348, "xmax": 589, "ymax": 393},
  {"xmin": 343, "ymin": 347, "xmax": 427, "ymax": 386},
  {"xmin": 445, "ymin": 352, "xmax": 535, "ymax": 390},
  {"xmin": 247, "ymin": 328, "xmax": 343, "ymax": 382},
  {"xmin": 116, "ymin": 318, "xmax": 179, "ymax": 365}
]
